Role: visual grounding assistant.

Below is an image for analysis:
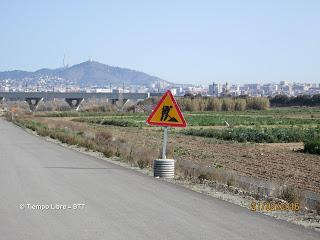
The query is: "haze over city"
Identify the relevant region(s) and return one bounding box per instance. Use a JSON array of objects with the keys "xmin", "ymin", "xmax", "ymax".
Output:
[{"xmin": 1, "ymin": 0, "xmax": 320, "ymax": 85}]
